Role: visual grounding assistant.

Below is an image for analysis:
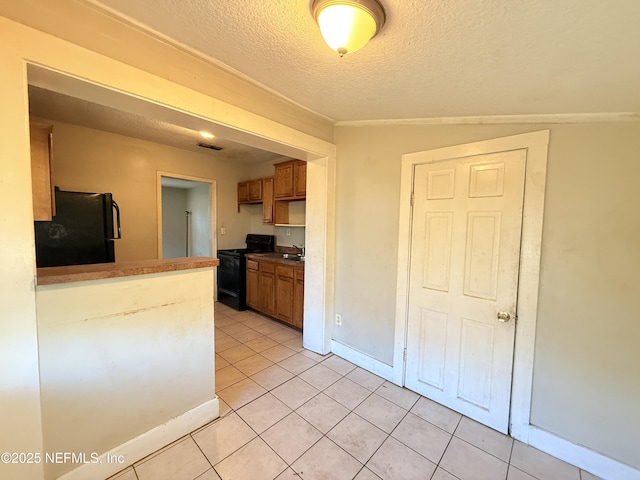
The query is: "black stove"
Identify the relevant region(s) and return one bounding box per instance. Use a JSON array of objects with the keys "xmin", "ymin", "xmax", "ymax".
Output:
[{"xmin": 217, "ymin": 234, "xmax": 275, "ymax": 310}]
